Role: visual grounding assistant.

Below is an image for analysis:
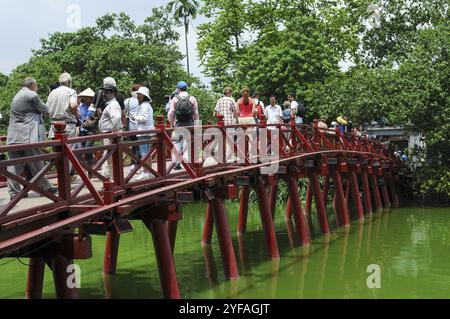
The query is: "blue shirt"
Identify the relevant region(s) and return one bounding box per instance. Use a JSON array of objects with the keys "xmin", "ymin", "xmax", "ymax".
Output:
[{"xmin": 79, "ymin": 103, "xmax": 96, "ymax": 132}]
